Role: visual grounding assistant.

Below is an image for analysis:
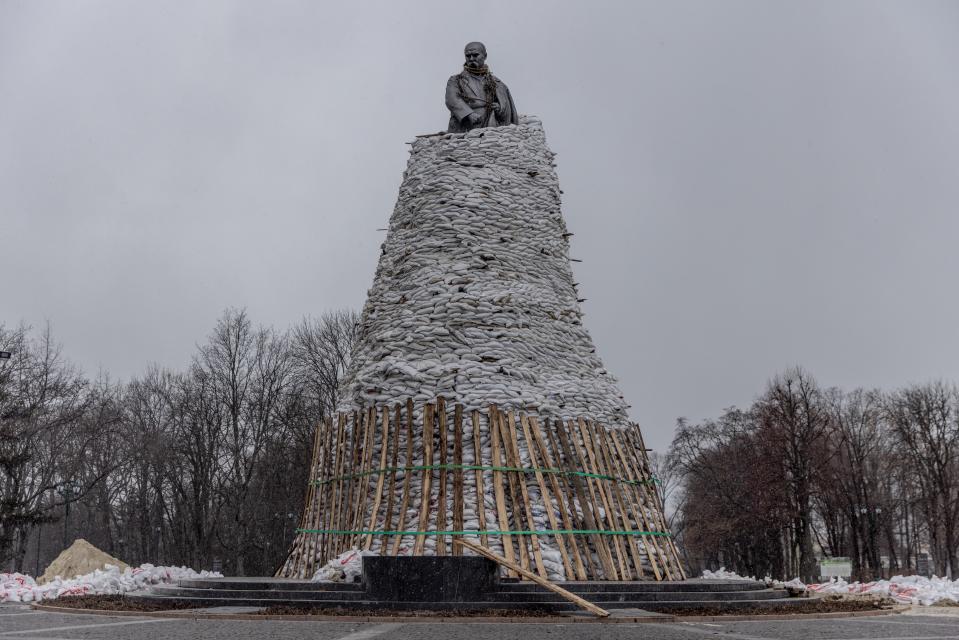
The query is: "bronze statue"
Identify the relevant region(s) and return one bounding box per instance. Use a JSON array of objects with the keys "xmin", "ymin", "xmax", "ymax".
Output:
[{"xmin": 446, "ymin": 42, "xmax": 518, "ymax": 133}]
